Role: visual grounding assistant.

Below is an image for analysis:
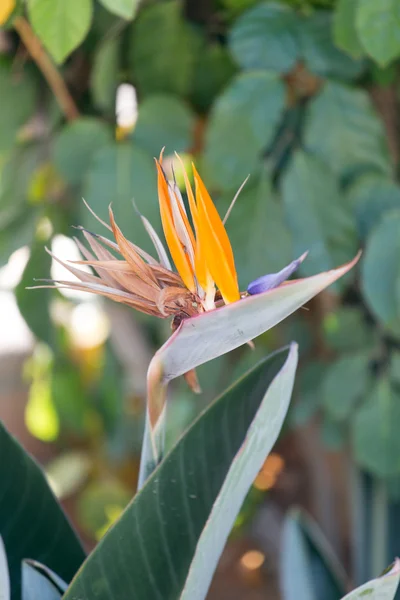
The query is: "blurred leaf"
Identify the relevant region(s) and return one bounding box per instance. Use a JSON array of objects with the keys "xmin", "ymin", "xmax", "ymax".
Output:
[
  {"xmin": 323, "ymin": 307, "xmax": 377, "ymax": 352},
  {"xmin": 228, "ymin": 2, "xmax": 299, "ymax": 73},
  {"xmin": 46, "ymin": 451, "xmax": 91, "ymax": 500},
  {"xmin": 98, "ymin": 0, "xmax": 138, "ymax": 20},
  {"xmin": 298, "ymin": 11, "xmax": 364, "ymax": 80},
  {"xmin": 281, "ymin": 150, "xmax": 357, "ymax": 278},
  {"xmin": 28, "ymin": 0, "xmax": 93, "ymax": 64},
  {"xmin": 82, "ymin": 142, "xmax": 160, "ymax": 253},
  {"xmin": 54, "ymin": 117, "xmax": 112, "ymax": 185},
  {"xmin": 280, "ymin": 508, "xmax": 347, "ymax": 600},
  {"xmin": 129, "ymin": 0, "xmax": 198, "ymax": 96},
  {"xmin": 353, "ymin": 376, "xmax": 400, "ymax": 477},
  {"xmin": 361, "ymin": 210, "xmax": 400, "ymax": 334},
  {"xmin": 25, "ymin": 374, "xmax": 59, "ymax": 442},
  {"xmin": 0, "ymin": 210, "xmax": 36, "ymax": 268},
  {"xmin": 0, "ymin": 537, "xmax": 10, "ymax": 600},
  {"xmin": 77, "ymin": 480, "xmax": 131, "ymax": 539},
  {"xmin": 219, "ymin": 174, "xmax": 293, "ymax": 288},
  {"xmin": 333, "ymin": 0, "xmax": 364, "ymax": 59},
  {"xmin": 355, "ymin": 0, "xmax": 400, "ymax": 67},
  {"xmin": 390, "ymin": 351, "xmax": 400, "ymax": 386},
  {"xmin": 0, "ymin": 58, "xmax": 37, "ymax": 153},
  {"xmin": 90, "ymin": 36, "xmax": 120, "ymax": 114},
  {"xmin": 133, "ymin": 94, "xmax": 195, "ymax": 156},
  {"xmin": 341, "ymin": 560, "xmax": 400, "ymax": 599},
  {"xmin": 64, "ymin": 346, "xmax": 298, "ymax": 600},
  {"xmin": 0, "ymin": 422, "xmax": 85, "ymax": 600},
  {"xmin": 304, "ymin": 82, "xmax": 390, "ymax": 180},
  {"xmin": 51, "ymin": 362, "xmax": 88, "ymax": 434},
  {"xmin": 290, "ymin": 361, "xmax": 327, "ymax": 427},
  {"xmin": 190, "ymin": 43, "xmax": 236, "ymax": 113},
  {"xmin": 15, "ymin": 240, "xmax": 53, "ymax": 344},
  {"xmin": 320, "ymin": 417, "xmax": 345, "ymax": 450},
  {"xmin": 346, "ymin": 174, "xmax": 400, "ymax": 239},
  {"xmin": 204, "ymin": 72, "xmax": 285, "ymax": 189},
  {"xmin": 322, "ymin": 353, "xmax": 371, "ymax": 422},
  {"xmin": 22, "ymin": 561, "xmax": 66, "ymax": 600}
]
